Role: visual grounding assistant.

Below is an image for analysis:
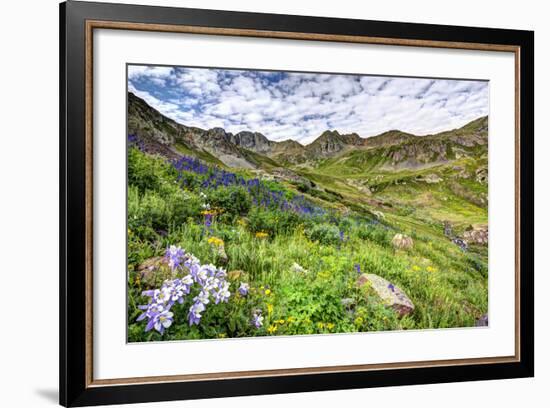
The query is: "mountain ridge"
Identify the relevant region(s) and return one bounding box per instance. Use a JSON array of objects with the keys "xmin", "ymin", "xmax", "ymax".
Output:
[{"xmin": 128, "ymin": 91, "xmax": 488, "ymax": 170}]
